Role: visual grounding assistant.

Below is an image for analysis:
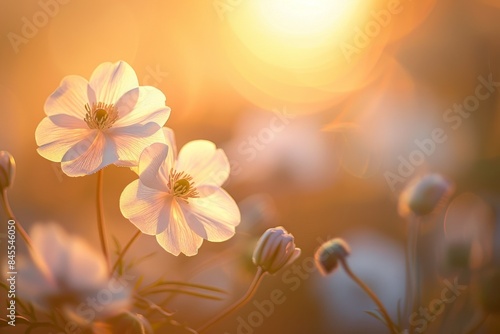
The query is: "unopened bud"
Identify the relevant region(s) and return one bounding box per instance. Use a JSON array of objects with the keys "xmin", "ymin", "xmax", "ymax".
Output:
[
  {"xmin": 0, "ymin": 151, "xmax": 15, "ymax": 190},
  {"xmin": 314, "ymin": 238, "xmax": 350, "ymax": 275},
  {"xmin": 252, "ymin": 226, "xmax": 301, "ymax": 275},
  {"xmin": 398, "ymin": 174, "xmax": 453, "ymax": 217}
]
